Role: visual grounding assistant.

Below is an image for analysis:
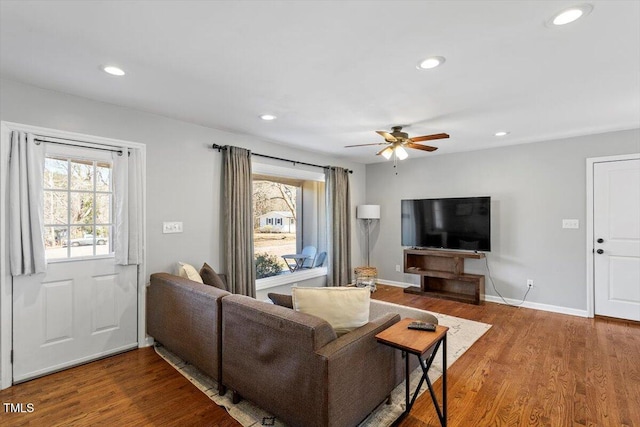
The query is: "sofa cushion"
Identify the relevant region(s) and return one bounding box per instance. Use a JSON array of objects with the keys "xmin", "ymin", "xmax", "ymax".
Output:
[
  {"xmin": 177, "ymin": 262, "xmax": 203, "ymax": 283},
  {"xmin": 292, "ymin": 287, "xmax": 370, "ymax": 335},
  {"xmin": 267, "ymin": 292, "xmax": 293, "ymax": 309},
  {"xmin": 200, "ymin": 262, "xmax": 227, "ymax": 290}
]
